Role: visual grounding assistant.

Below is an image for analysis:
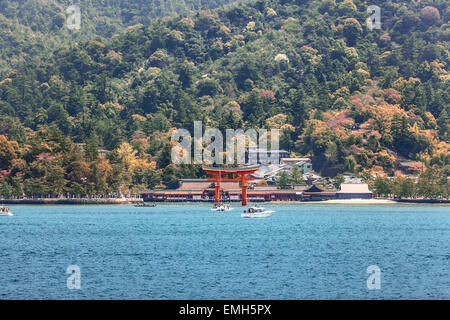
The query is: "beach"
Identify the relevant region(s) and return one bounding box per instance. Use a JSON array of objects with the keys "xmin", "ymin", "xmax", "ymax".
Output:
[{"xmin": 306, "ymin": 199, "xmax": 397, "ymax": 204}]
